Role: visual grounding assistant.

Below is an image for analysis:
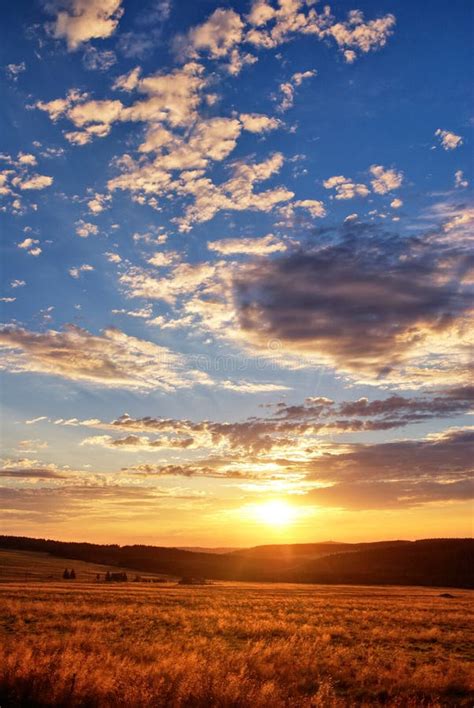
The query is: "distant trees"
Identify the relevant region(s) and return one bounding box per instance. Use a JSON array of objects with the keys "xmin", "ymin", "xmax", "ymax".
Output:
[{"xmin": 62, "ymin": 568, "xmax": 76, "ymax": 580}]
